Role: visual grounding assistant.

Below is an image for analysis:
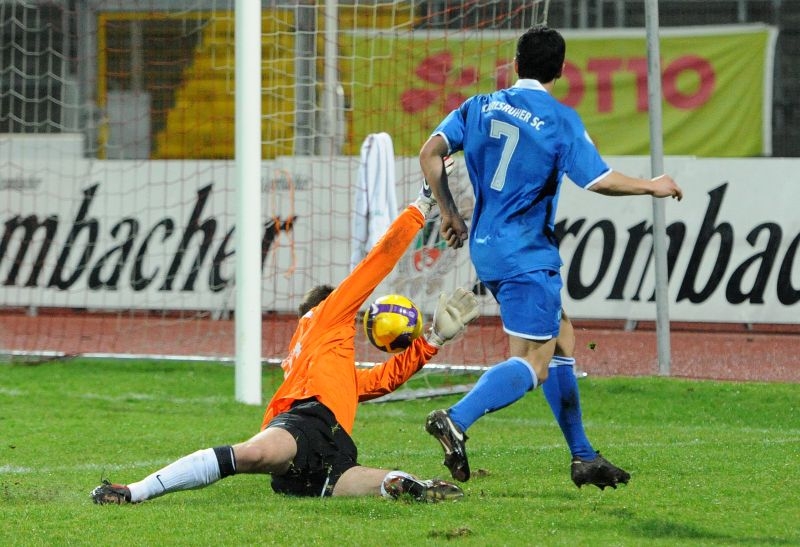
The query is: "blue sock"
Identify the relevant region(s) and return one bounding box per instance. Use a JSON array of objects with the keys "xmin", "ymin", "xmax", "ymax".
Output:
[
  {"xmin": 449, "ymin": 357, "xmax": 537, "ymax": 432},
  {"xmin": 541, "ymin": 356, "xmax": 595, "ymax": 459}
]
